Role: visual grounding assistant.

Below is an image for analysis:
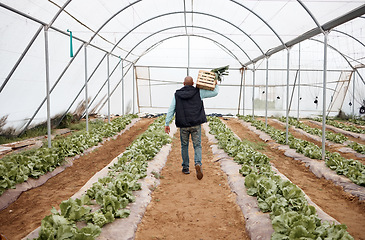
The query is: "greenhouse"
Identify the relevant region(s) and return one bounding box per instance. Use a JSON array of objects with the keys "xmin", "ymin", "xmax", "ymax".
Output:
[{"xmin": 0, "ymin": 0, "xmax": 365, "ymax": 239}]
